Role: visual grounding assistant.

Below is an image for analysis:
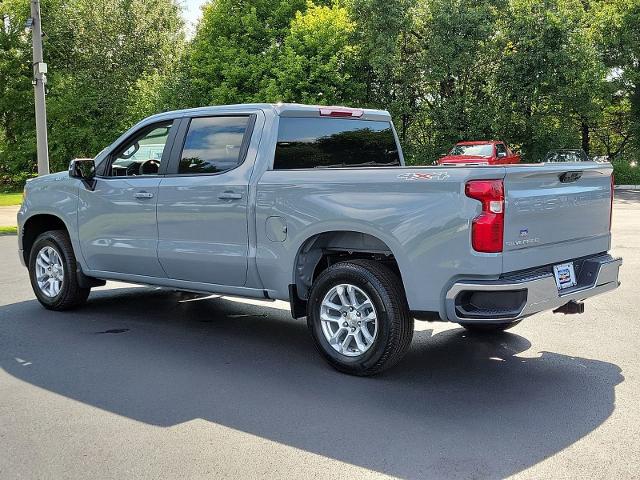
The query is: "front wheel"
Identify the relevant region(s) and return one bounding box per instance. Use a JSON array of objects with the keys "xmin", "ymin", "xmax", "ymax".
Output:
[
  {"xmin": 28, "ymin": 230, "xmax": 90, "ymax": 310},
  {"xmin": 307, "ymin": 259, "xmax": 413, "ymax": 376},
  {"xmin": 458, "ymin": 320, "xmax": 521, "ymax": 333}
]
